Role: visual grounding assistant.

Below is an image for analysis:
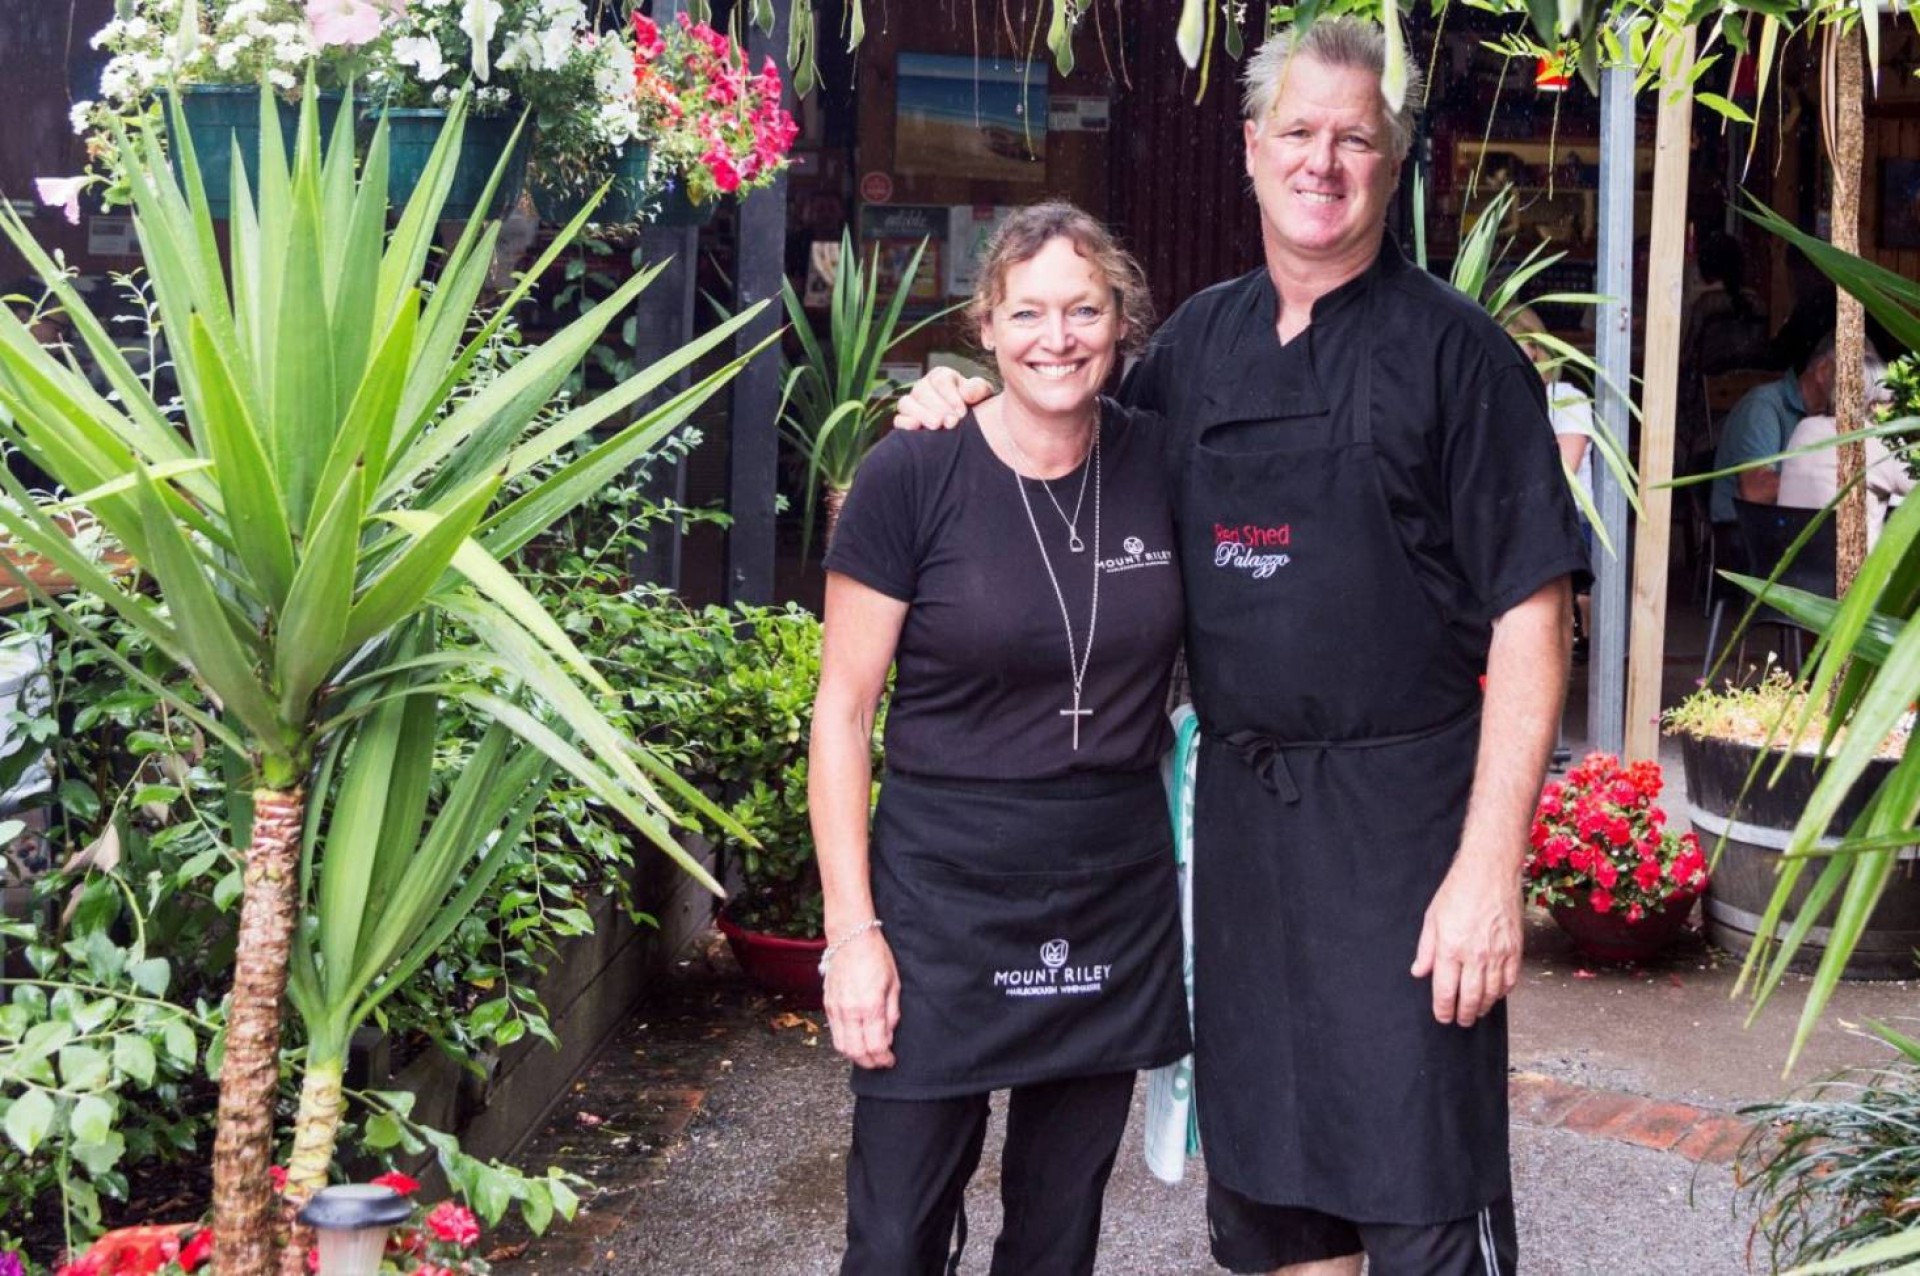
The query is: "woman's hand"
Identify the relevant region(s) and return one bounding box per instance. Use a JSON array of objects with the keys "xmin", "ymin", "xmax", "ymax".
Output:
[{"xmin": 825, "ymin": 929, "xmax": 900, "ymax": 1069}]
